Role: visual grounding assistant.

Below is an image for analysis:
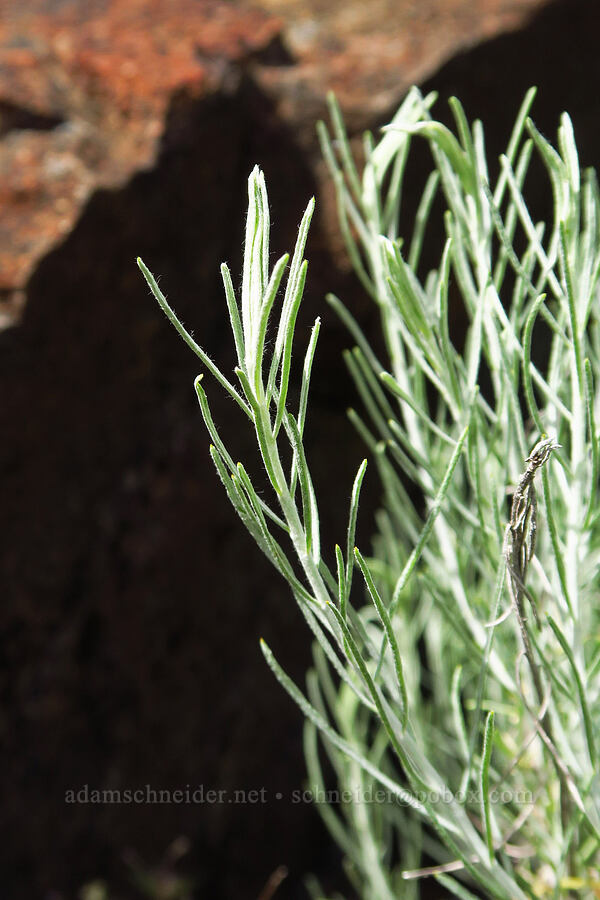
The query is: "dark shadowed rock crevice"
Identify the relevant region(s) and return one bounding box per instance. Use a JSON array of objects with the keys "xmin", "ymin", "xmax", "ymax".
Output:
[{"xmin": 0, "ymin": 69, "xmax": 365, "ymax": 900}]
